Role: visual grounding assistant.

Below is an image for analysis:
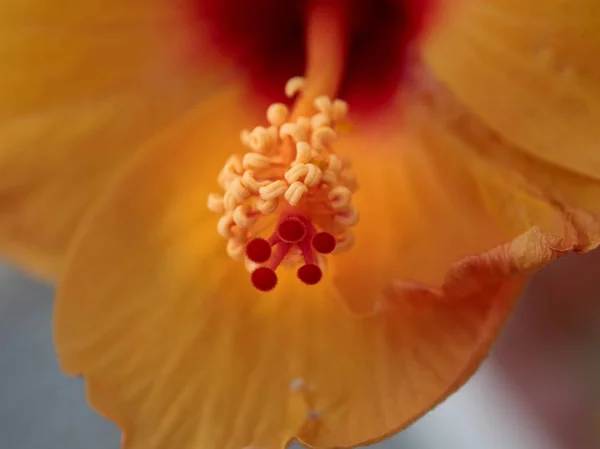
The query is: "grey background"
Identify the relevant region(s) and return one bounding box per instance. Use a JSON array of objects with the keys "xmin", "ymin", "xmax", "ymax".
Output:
[{"xmin": 0, "ymin": 268, "xmax": 120, "ymax": 449}]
